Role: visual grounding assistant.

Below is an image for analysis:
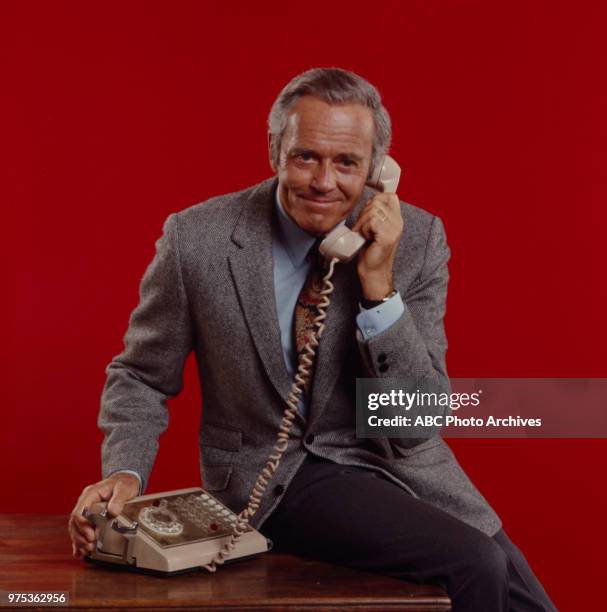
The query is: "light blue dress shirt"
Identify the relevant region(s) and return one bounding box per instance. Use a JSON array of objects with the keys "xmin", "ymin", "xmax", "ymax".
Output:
[{"xmin": 116, "ymin": 188, "xmax": 405, "ymax": 491}]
